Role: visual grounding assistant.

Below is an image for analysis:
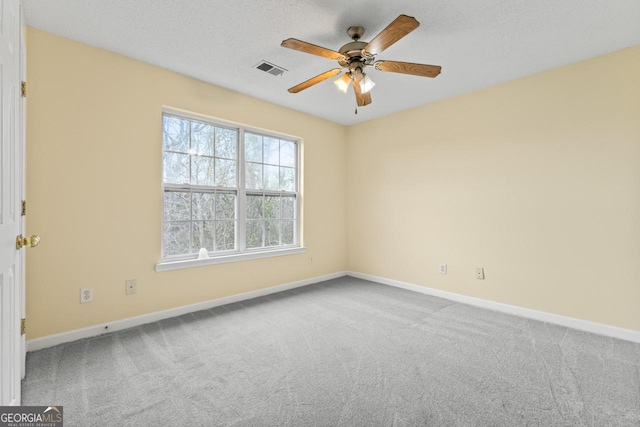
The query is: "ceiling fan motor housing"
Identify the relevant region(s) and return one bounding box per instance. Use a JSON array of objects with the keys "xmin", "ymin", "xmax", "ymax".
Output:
[{"xmin": 338, "ymin": 40, "xmax": 370, "ymax": 68}]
